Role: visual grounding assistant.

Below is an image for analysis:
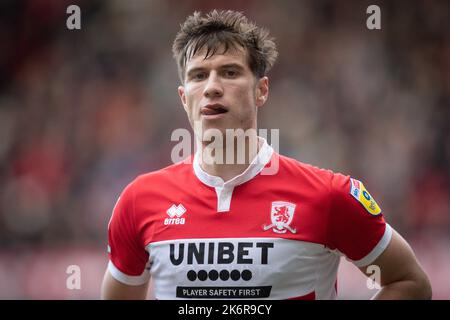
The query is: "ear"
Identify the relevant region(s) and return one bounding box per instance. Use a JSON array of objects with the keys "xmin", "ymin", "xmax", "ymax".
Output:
[
  {"xmin": 255, "ymin": 76, "xmax": 269, "ymax": 107},
  {"xmin": 178, "ymin": 85, "xmax": 188, "ymax": 112}
]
